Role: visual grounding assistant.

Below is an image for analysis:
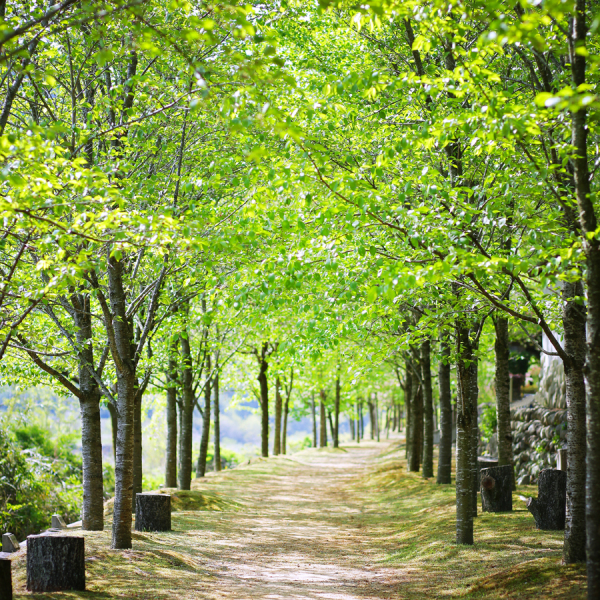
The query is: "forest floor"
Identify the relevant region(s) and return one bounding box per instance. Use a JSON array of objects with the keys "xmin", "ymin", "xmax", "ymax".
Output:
[{"xmin": 10, "ymin": 440, "xmax": 586, "ymax": 599}]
